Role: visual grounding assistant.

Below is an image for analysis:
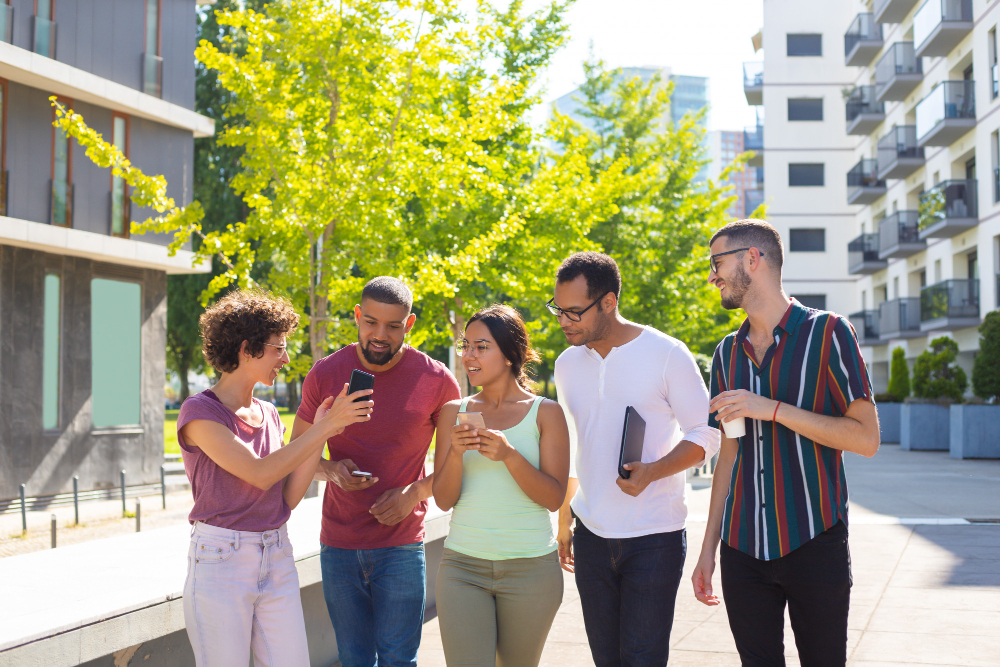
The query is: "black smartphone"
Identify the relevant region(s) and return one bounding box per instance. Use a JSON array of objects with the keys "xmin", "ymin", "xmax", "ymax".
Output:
[{"xmin": 348, "ymin": 369, "xmax": 375, "ymax": 402}]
